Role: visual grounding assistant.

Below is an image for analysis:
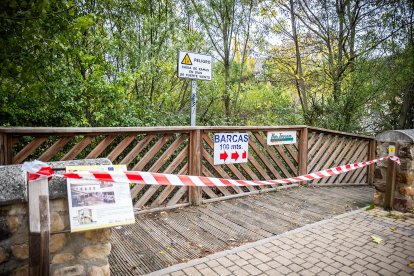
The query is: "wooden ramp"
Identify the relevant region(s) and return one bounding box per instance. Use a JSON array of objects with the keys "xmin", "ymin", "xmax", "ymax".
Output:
[{"xmin": 109, "ymin": 186, "xmax": 374, "ymax": 275}]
